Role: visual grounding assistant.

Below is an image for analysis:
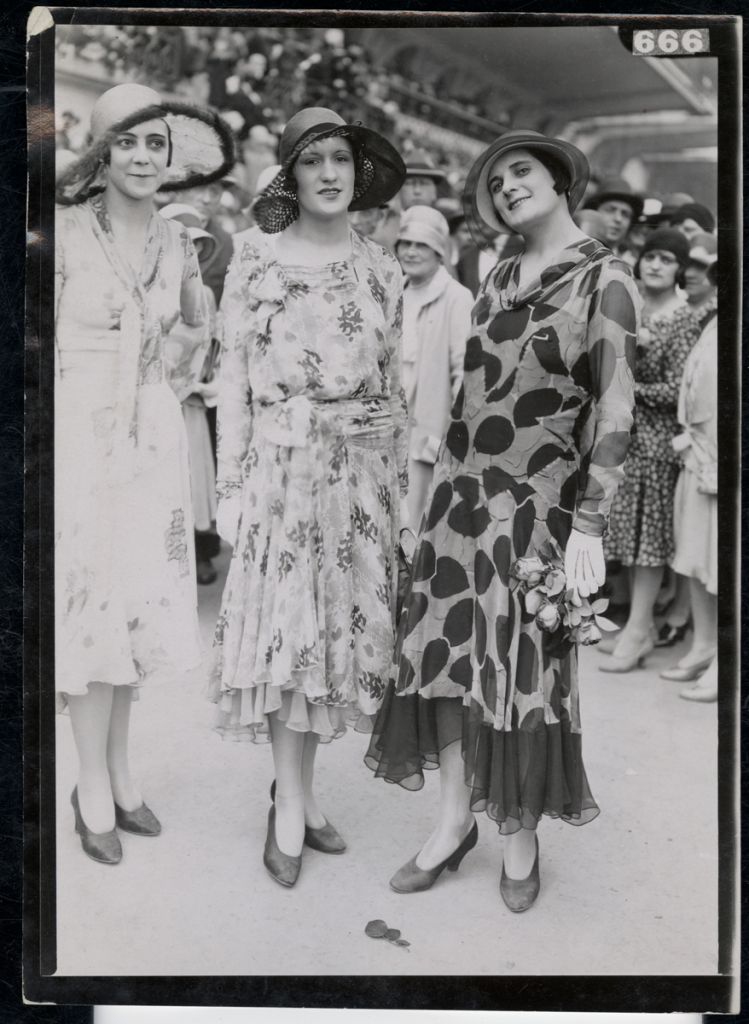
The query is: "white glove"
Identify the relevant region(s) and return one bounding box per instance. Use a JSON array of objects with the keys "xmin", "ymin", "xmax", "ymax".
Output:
[
  {"xmin": 216, "ymin": 494, "xmax": 241, "ymax": 548},
  {"xmin": 564, "ymin": 529, "xmax": 605, "ymax": 599}
]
